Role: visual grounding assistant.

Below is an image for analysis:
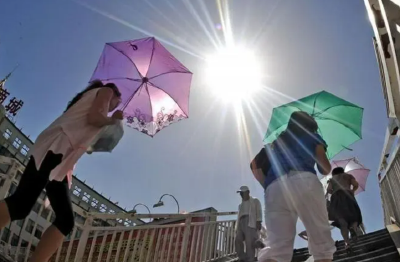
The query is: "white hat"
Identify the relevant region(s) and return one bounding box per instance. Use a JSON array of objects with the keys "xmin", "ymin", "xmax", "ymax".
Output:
[{"xmin": 237, "ymin": 186, "xmax": 250, "ymax": 193}]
